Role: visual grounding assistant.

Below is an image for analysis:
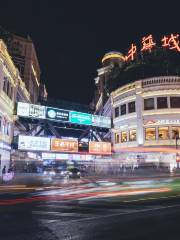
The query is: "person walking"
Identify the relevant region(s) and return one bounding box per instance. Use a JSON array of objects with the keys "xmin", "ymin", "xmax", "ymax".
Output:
[{"xmin": 2, "ymin": 165, "xmax": 6, "ymax": 183}]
